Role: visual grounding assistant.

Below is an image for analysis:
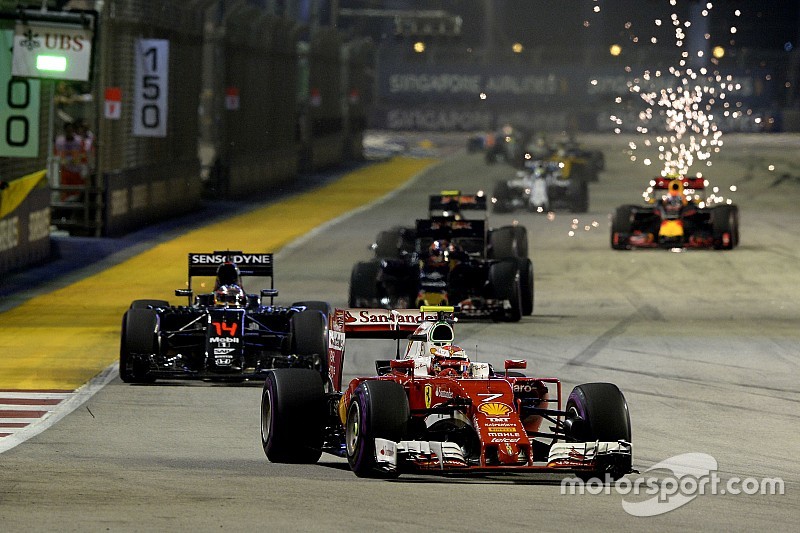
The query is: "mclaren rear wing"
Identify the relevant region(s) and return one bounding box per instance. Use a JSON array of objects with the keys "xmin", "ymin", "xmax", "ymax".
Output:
[
  {"xmin": 327, "ymin": 307, "xmax": 451, "ymax": 392},
  {"xmin": 176, "ymin": 251, "xmax": 276, "ymax": 304}
]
